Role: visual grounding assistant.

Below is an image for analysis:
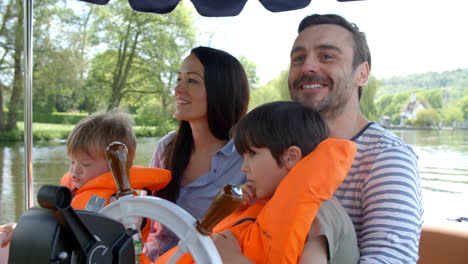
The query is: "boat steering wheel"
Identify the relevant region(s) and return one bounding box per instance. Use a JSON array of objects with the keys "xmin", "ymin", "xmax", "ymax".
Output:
[{"xmin": 100, "ymin": 141, "xmax": 243, "ymax": 263}]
